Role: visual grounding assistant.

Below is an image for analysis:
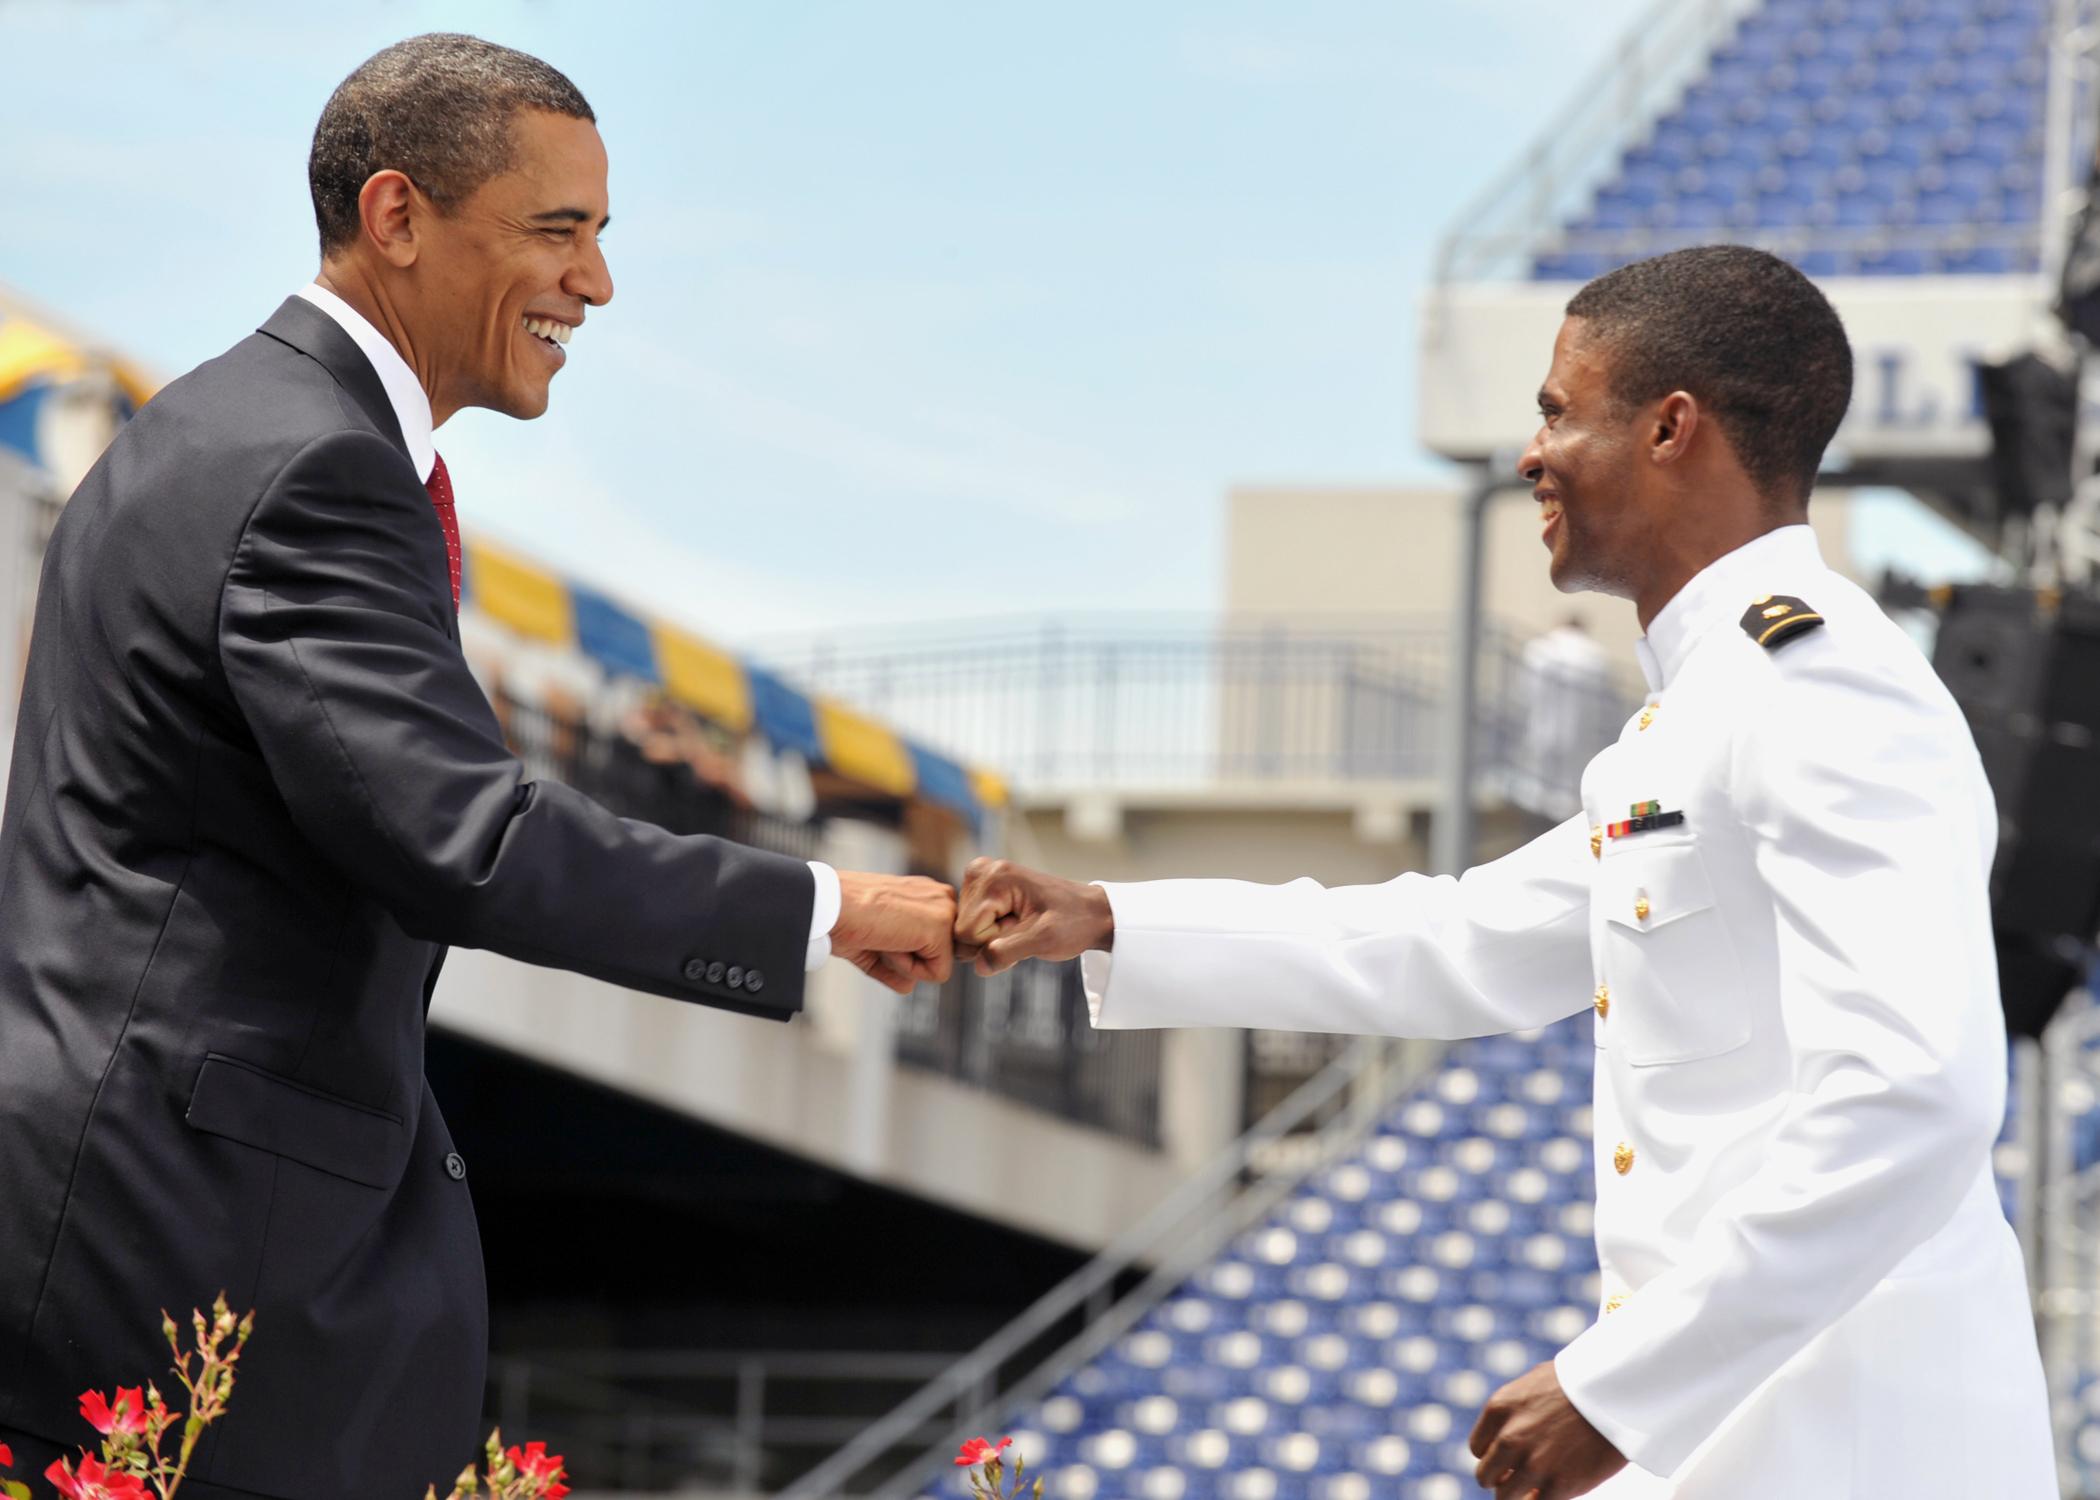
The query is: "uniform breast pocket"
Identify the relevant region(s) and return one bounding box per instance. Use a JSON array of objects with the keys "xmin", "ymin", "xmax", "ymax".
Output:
[{"xmin": 1599, "ymin": 841, "xmax": 1751, "ymax": 1067}]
